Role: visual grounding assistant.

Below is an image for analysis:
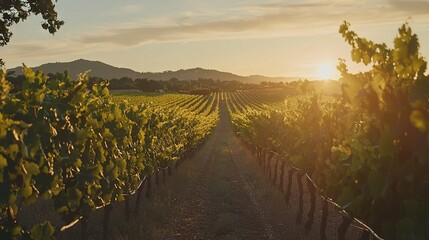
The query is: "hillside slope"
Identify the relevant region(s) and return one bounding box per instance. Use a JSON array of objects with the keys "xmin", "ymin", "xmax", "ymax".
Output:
[{"xmin": 9, "ymin": 59, "xmax": 299, "ymax": 83}]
